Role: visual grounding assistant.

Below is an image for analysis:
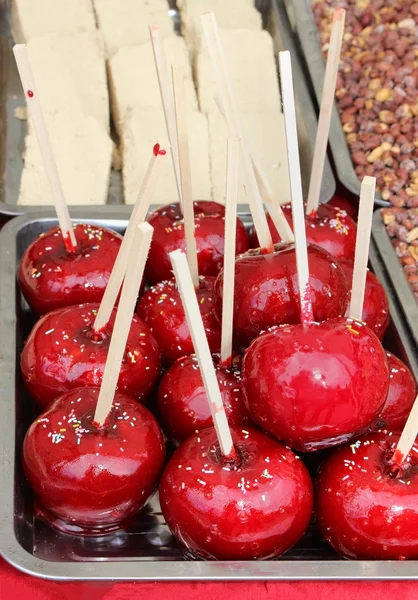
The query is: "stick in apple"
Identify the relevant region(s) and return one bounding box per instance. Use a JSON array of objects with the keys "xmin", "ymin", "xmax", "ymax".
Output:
[
  {"xmin": 13, "ymin": 44, "xmax": 77, "ymax": 253},
  {"xmin": 93, "ymin": 222, "xmax": 154, "ymax": 426},
  {"xmin": 213, "ymin": 93, "xmax": 294, "ymax": 244},
  {"xmin": 93, "ymin": 141, "xmax": 168, "ymax": 334},
  {"xmin": 279, "ymin": 51, "xmax": 314, "ymax": 325},
  {"xmin": 220, "ymin": 137, "xmax": 240, "ymax": 369},
  {"xmin": 201, "ymin": 12, "xmax": 273, "ymax": 254},
  {"xmin": 170, "ymin": 248, "xmax": 235, "ymax": 458},
  {"xmin": 391, "ymin": 394, "xmax": 418, "ymax": 467},
  {"xmin": 172, "ymin": 64, "xmax": 199, "ymax": 288},
  {"xmin": 305, "ymin": 8, "xmax": 346, "ymax": 217},
  {"xmin": 348, "ymin": 176, "xmax": 376, "ymax": 321},
  {"xmin": 149, "ymin": 24, "xmax": 182, "ymax": 210}
]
